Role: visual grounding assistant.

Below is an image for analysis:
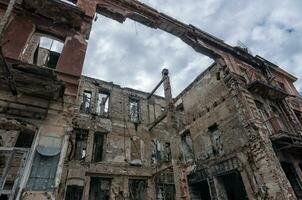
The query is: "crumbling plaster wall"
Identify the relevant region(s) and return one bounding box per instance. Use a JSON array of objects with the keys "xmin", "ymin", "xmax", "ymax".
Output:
[
  {"xmin": 178, "ymin": 60, "xmax": 299, "ymax": 199},
  {"xmin": 61, "ymin": 75, "xmax": 170, "ymax": 199},
  {"xmin": 180, "ymin": 63, "xmax": 249, "ymax": 159}
]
